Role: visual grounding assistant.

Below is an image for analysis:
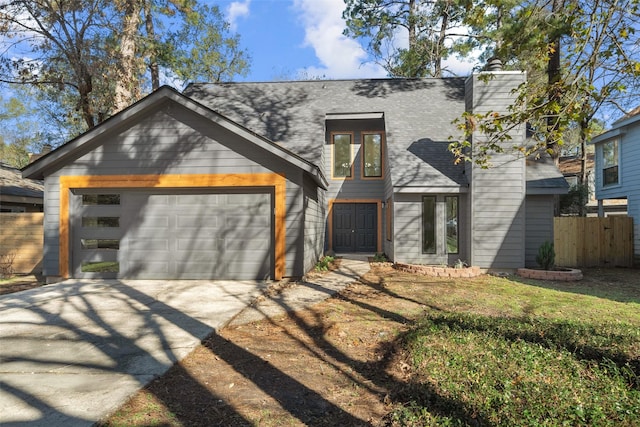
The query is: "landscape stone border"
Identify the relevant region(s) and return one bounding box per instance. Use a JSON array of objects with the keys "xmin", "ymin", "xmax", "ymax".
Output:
[
  {"xmin": 516, "ymin": 268, "xmax": 583, "ymax": 281},
  {"xmin": 394, "ymin": 262, "xmax": 482, "ymax": 278}
]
